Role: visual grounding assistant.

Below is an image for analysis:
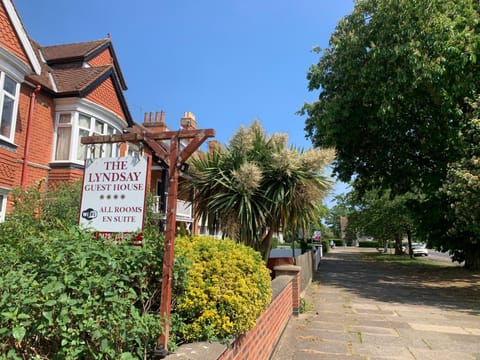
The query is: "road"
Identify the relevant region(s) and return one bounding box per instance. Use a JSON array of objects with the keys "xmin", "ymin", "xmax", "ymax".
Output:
[{"xmin": 426, "ymin": 250, "xmax": 448, "ymax": 261}]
